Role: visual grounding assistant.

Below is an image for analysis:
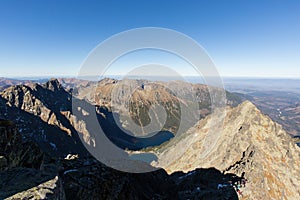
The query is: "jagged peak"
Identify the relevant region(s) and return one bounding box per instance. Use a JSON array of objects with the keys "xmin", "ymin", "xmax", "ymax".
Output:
[
  {"xmin": 43, "ymin": 78, "xmax": 63, "ymax": 92},
  {"xmin": 233, "ymin": 100, "xmax": 261, "ymax": 116},
  {"xmin": 238, "ymin": 100, "xmax": 257, "ymax": 109},
  {"xmin": 98, "ymin": 78, "xmax": 118, "ymax": 85}
]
